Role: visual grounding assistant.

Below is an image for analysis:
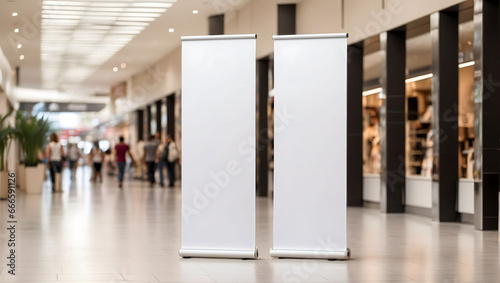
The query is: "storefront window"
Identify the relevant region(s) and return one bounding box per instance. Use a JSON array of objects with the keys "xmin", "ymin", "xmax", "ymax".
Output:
[
  {"xmin": 405, "ymin": 28, "xmax": 432, "ymax": 177},
  {"xmin": 458, "ymin": 20, "xmax": 475, "ymax": 179},
  {"xmin": 405, "ymin": 78, "xmax": 432, "ymax": 176},
  {"xmin": 161, "ymin": 99, "xmax": 167, "ymax": 141},
  {"xmin": 362, "ymin": 93, "xmax": 382, "ymax": 174},
  {"xmin": 150, "ymin": 104, "xmax": 157, "ymax": 135},
  {"xmin": 362, "ymin": 37, "xmax": 382, "ymax": 174}
]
